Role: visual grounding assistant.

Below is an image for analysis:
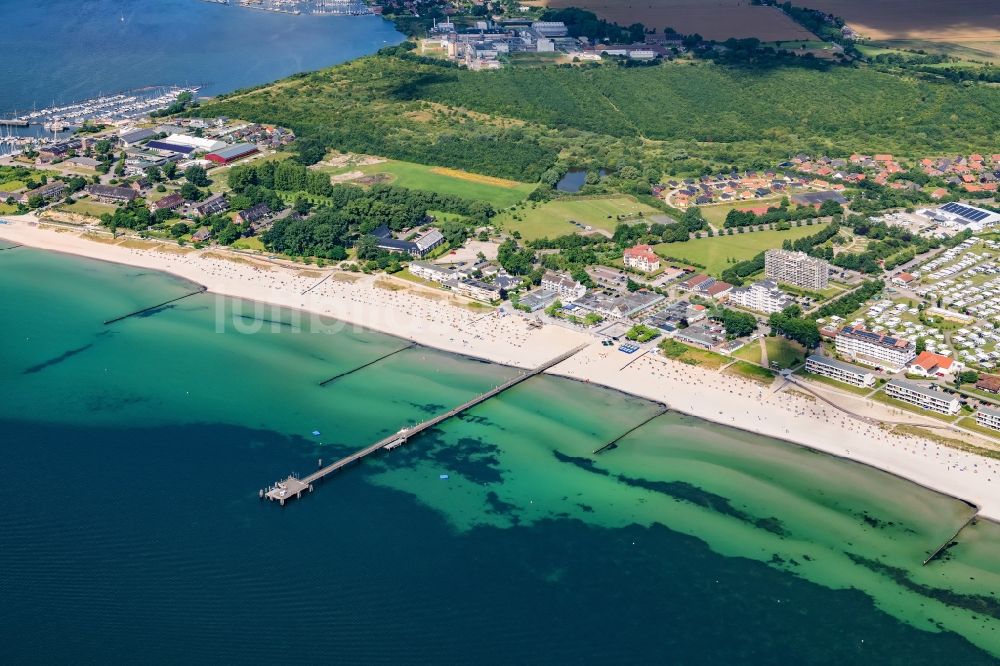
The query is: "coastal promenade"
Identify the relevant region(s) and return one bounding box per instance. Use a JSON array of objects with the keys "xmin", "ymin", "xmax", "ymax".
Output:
[{"xmin": 263, "ymin": 344, "xmax": 588, "ymax": 505}]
